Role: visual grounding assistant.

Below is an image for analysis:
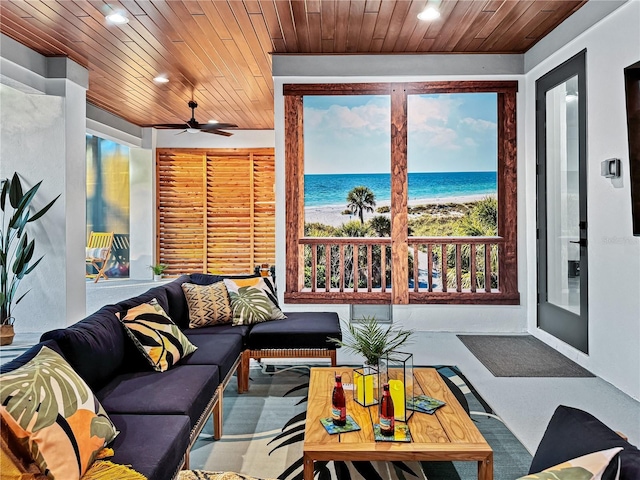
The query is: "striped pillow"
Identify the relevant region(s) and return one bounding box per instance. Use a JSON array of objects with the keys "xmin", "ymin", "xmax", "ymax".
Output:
[
  {"xmin": 118, "ymin": 298, "xmax": 197, "ymax": 372},
  {"xmin": 181, "ymin": 281, "xmax": 233, "ymax": 328}
]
